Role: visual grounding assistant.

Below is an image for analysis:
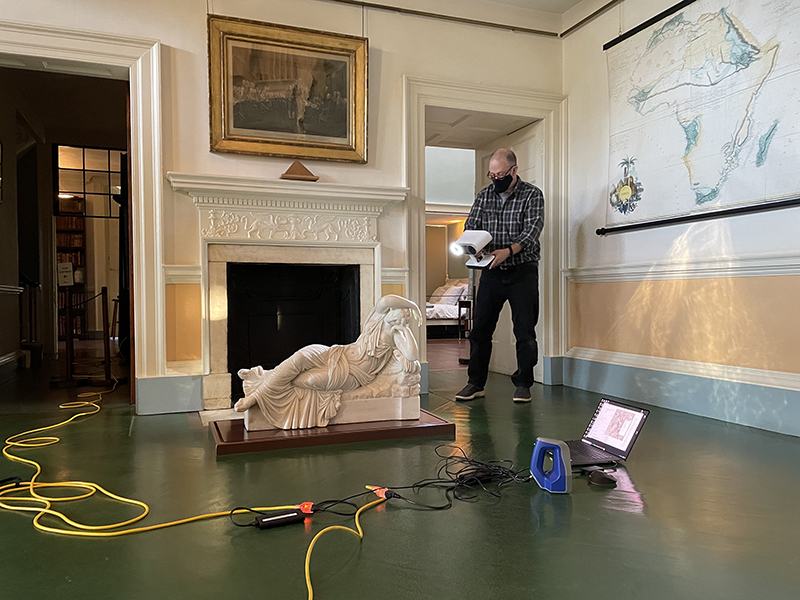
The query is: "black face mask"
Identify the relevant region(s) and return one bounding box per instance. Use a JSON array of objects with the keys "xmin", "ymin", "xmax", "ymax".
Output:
[{"xmin": 492, "ymin": 174, "xmax": 513, "ymax": 194}]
